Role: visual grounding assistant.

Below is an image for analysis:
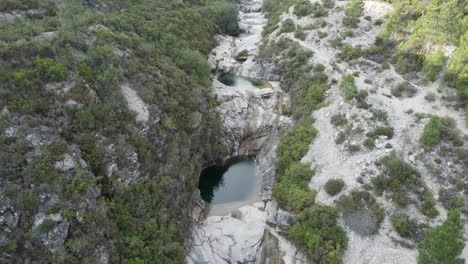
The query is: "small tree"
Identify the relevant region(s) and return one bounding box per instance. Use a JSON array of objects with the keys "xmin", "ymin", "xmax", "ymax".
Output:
[
  {"xmin": 418, "ymin": 209, "xmax": 464, "ymax": 264},
  {"xmin": 343, "ymin": 0, "xmax": 364, "ymax": 27},
  {"xmin": 339, "ymin": 74, "xmax": 357, "ymax": 100}
]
